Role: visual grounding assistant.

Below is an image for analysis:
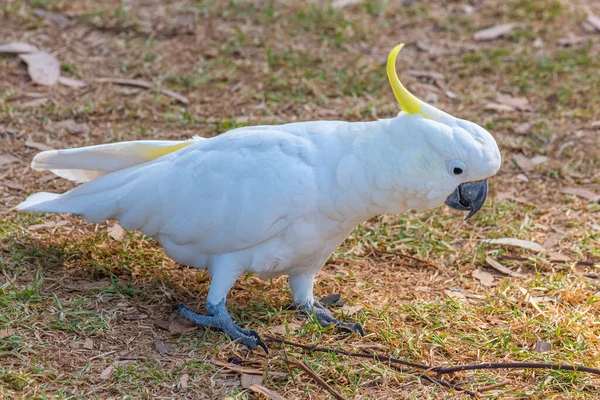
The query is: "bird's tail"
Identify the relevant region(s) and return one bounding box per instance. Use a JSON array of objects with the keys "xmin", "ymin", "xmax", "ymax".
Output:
[
  {"xmin": 17, "ymin": 138, "xmax": 199, "ymax": 218},
  {"xmin": 30, "ymin": 139, "xmax": 197, "ymax": 183}
]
